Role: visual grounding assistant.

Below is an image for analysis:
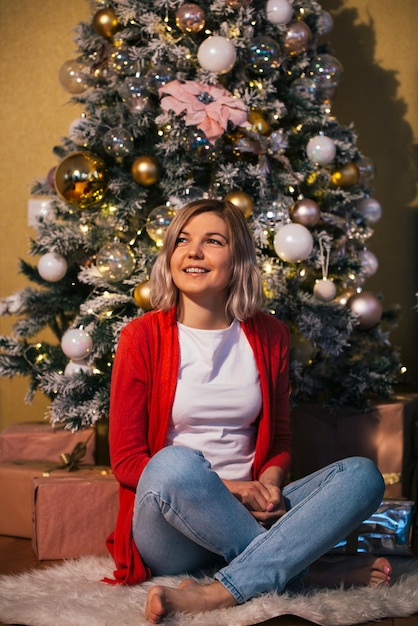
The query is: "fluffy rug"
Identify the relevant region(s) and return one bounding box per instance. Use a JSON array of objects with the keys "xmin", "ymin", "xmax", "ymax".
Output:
[{"xmin": 1, "ymin": 556, "xmax": 418, "ymax": 626}]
